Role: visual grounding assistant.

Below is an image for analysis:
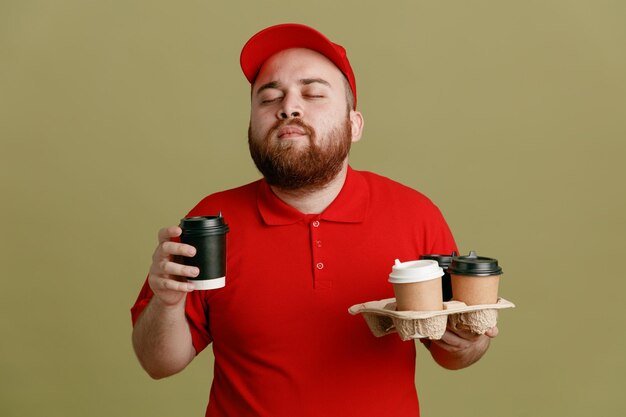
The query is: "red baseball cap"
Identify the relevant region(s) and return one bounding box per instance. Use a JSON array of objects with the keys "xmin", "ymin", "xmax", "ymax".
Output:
[{"xmin": 240, "ymin": 23, "xmax": 357, "ymax": 109}]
